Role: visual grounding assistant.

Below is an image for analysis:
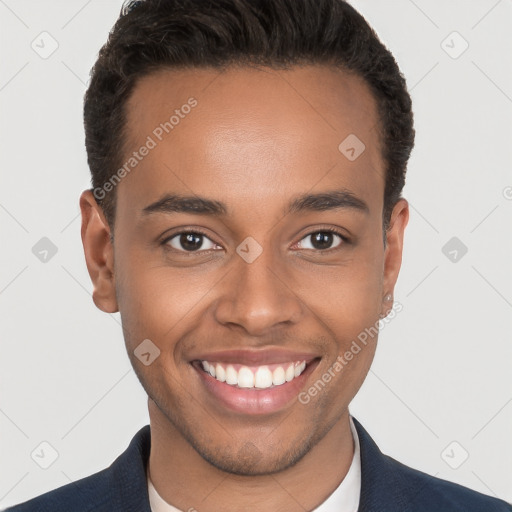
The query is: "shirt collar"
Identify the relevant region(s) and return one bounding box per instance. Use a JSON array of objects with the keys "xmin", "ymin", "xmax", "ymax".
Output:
[{"xmin": 313, "ymin": 414, "xmax": 361, "ymax": 511}]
